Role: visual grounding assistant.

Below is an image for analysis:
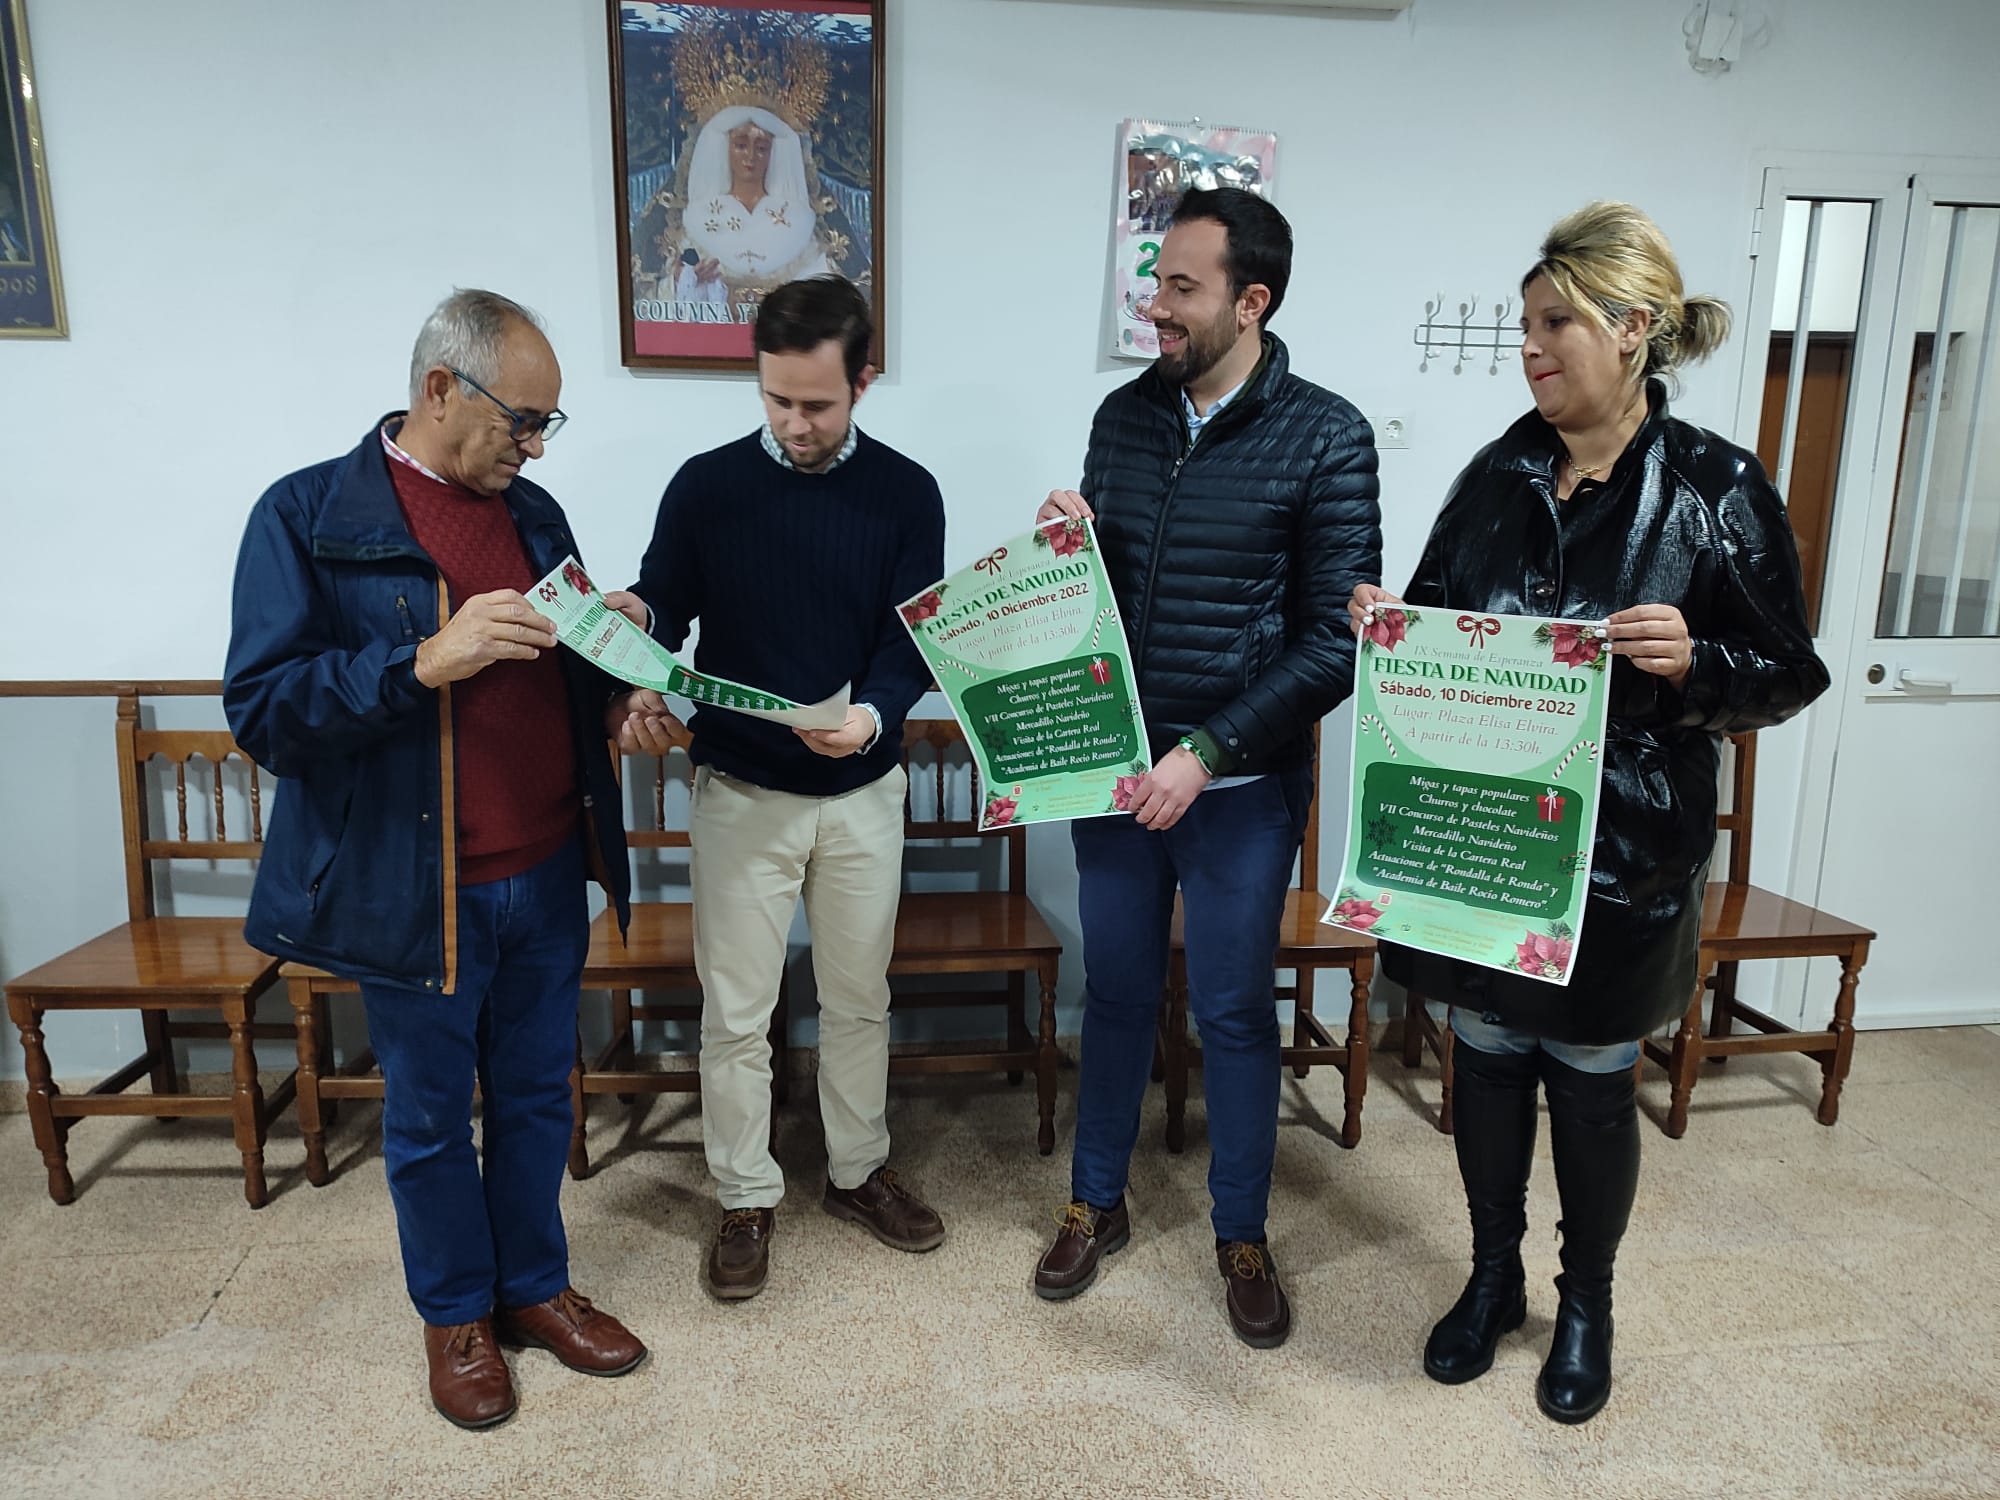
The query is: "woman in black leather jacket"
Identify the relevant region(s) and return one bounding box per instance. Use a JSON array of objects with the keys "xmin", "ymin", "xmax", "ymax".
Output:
[{"xmin": 1350, "ymin": 202, "xmax": 1828, "ymax": 1424}]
